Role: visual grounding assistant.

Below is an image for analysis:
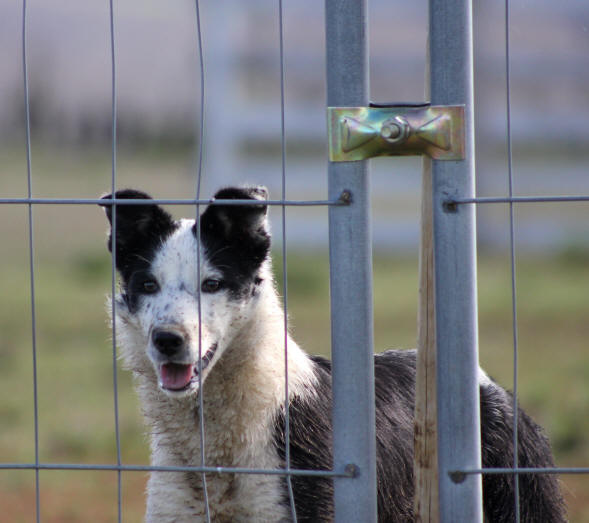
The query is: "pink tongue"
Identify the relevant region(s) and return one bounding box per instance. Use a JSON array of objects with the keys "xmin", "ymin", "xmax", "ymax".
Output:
[{"xmin": 160, "ymin": 363, "xmax": 194, "ymax": 390}]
